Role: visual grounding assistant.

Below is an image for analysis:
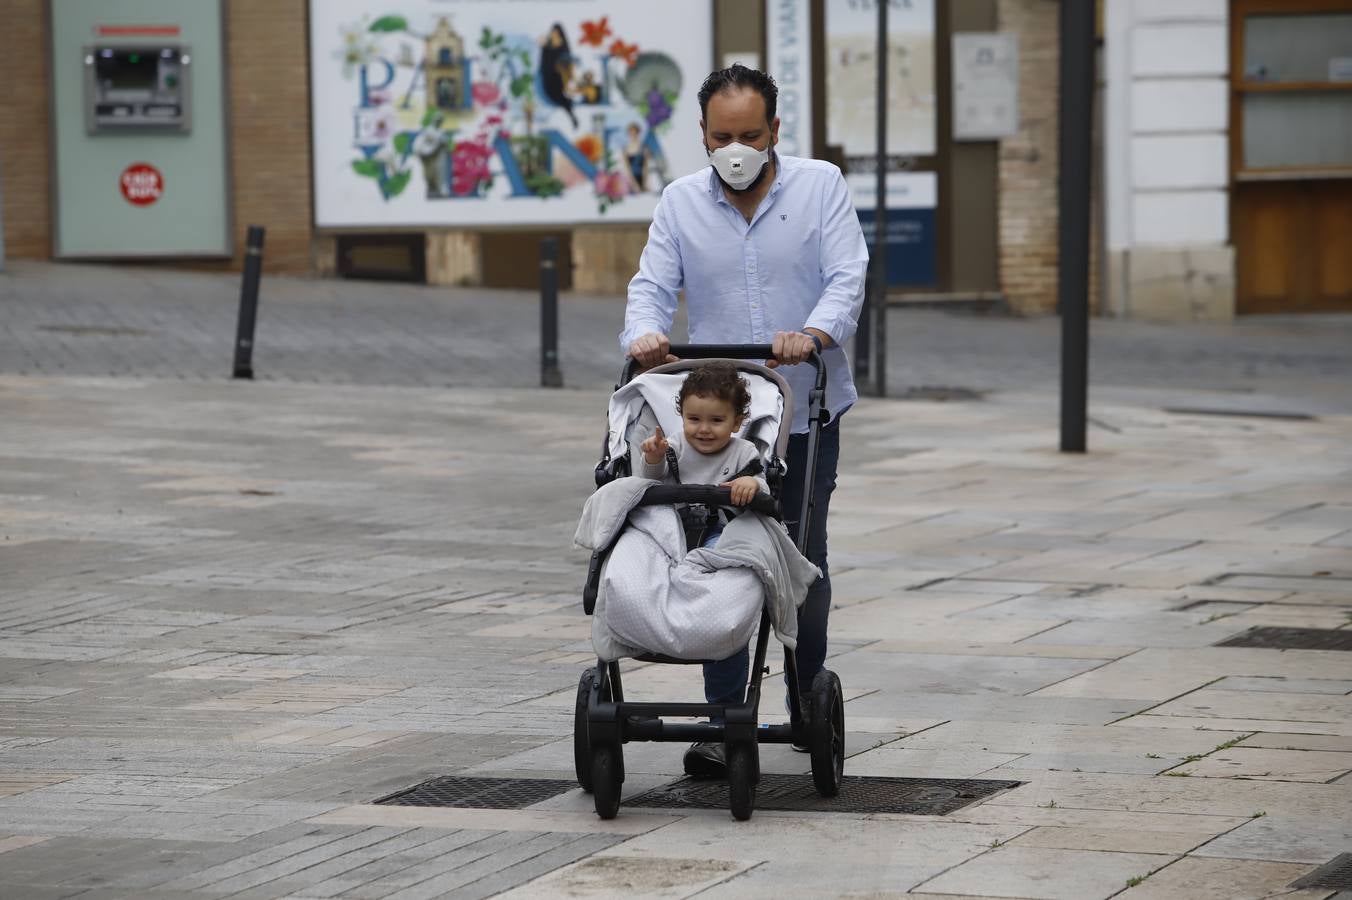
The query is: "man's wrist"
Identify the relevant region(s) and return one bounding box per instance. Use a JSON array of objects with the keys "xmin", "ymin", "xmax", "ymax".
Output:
[{"xmin": 804, "ymin": 328, "xmax": 829, "ymax": 351}]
